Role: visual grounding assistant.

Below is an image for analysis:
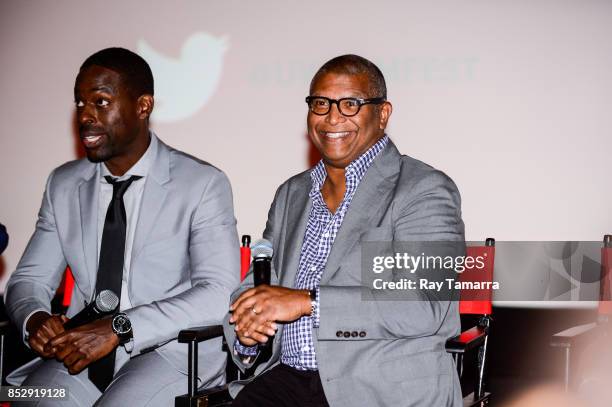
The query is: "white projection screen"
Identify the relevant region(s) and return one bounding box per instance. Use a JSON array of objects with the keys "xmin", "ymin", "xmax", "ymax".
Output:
[{"xmin": 1, "ymin": 1, "xmax": 610, "ymax": 308}]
